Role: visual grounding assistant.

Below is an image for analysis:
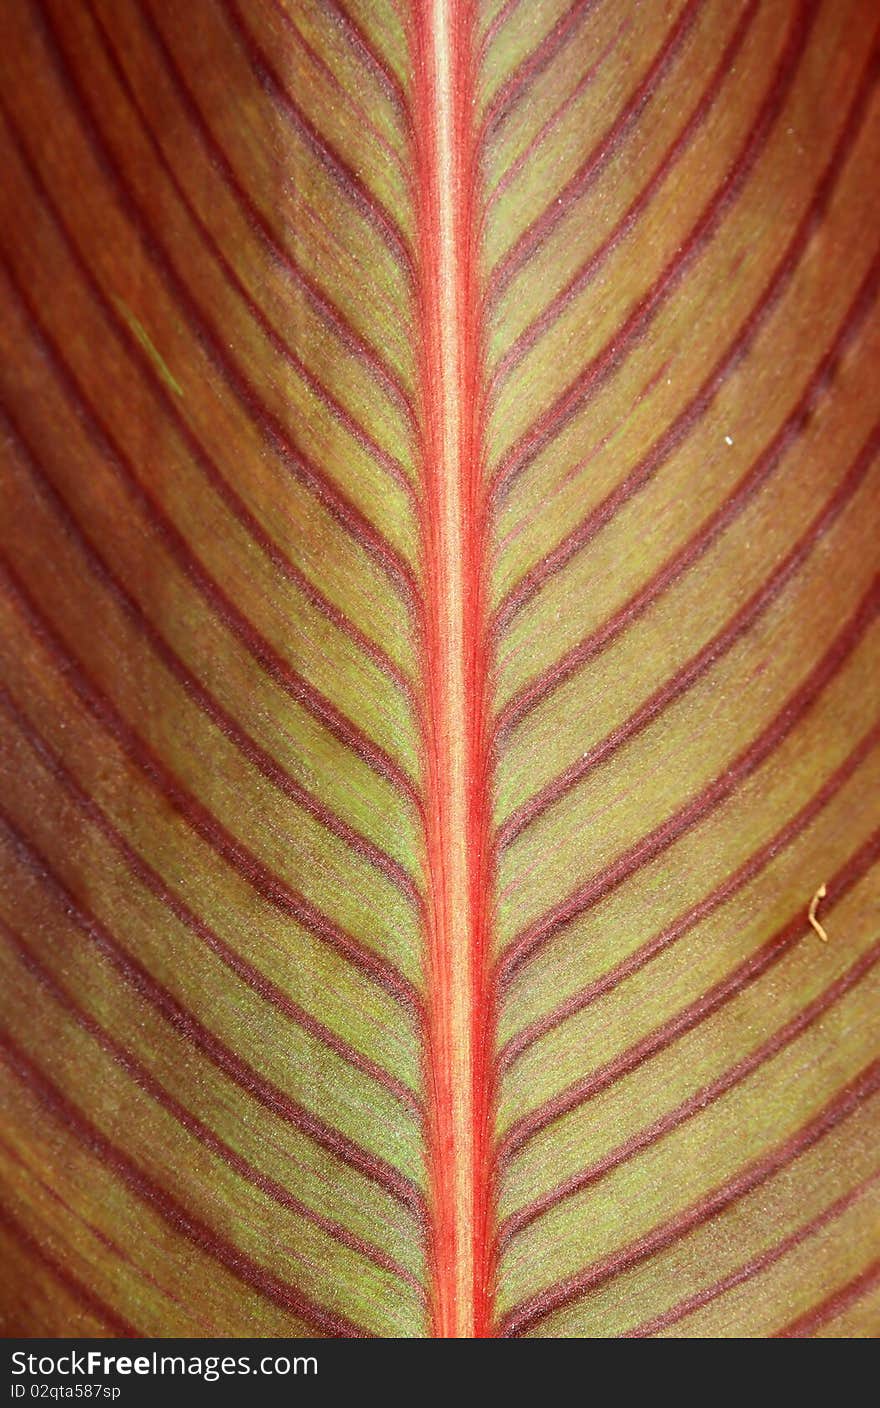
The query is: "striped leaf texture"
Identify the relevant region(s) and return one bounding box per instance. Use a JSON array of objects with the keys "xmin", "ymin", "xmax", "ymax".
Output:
[{"xmin": 0, "ymin": 0, "xmax": 878, "ymax": 1340}]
